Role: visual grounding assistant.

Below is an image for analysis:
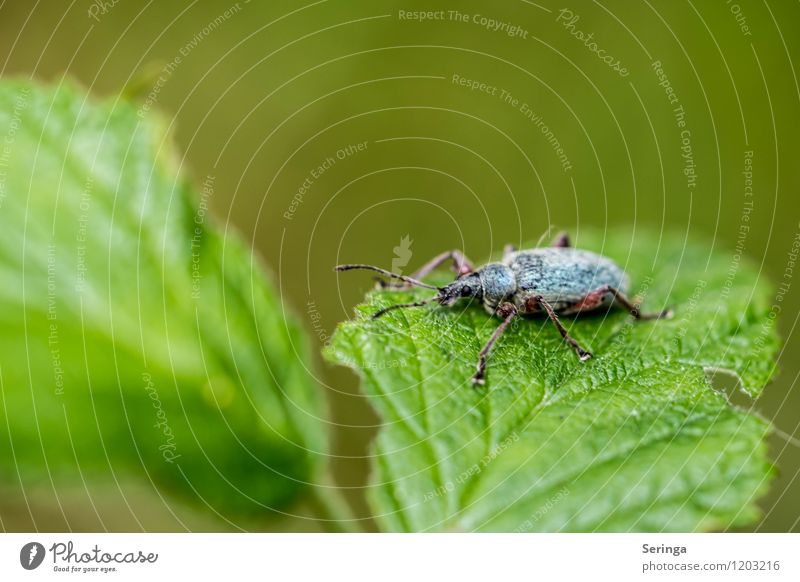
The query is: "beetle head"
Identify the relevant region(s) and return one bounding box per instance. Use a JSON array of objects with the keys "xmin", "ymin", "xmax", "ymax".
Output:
[
  {"xmin": 437, "ymin": 272, "xmax": 483, "ymax": 306},
  {"xmin": 438, "ymin": 263, "xmax": 517, "ymax": 310},
  {"xmin": 334, "ymin": 262, "xmax": 515, "ymax": 319}
]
